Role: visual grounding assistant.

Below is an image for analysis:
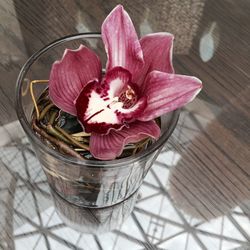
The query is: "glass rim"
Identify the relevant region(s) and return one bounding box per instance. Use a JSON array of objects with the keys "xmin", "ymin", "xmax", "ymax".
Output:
[{"xmin": 15, "ymin": 33, "xmax": 179, "ymax": 168}]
